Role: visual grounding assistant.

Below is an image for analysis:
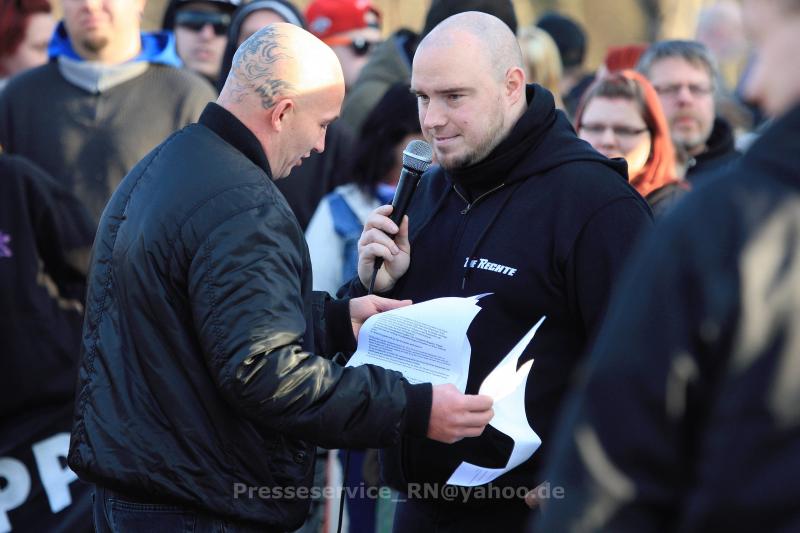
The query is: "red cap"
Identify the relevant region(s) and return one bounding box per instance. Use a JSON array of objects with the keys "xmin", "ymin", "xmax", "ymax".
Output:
[{"xmin": 305, "ymin": 0, "xmax": 381, "ymax": 41}]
